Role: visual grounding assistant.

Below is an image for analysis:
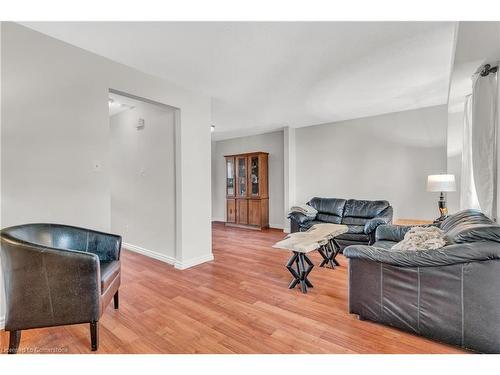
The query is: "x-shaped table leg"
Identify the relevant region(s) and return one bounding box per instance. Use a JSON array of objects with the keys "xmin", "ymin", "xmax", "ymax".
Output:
[
  {"xmin": 286, "ymin": 251, "xmax": 314, "ymax": 293},
  {"xmin": 319, "ymin": 239, "xmax": 341, "ymax": 268}
]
